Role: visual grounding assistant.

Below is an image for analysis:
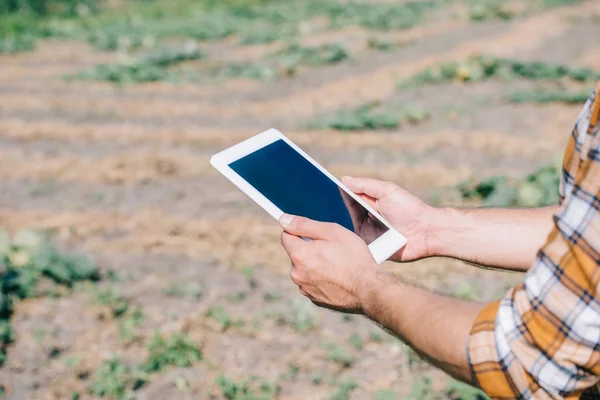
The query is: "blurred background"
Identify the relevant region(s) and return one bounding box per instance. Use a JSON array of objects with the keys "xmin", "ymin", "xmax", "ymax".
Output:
[{"xmin": 0, "ymin": 0, "xmax": 599, "ymax": 398}]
